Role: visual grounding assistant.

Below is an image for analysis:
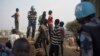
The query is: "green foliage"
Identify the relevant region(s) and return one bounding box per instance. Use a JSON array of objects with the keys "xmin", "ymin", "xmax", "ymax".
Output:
[{"xmin": 66, "ymin": 20, "xmax": 80, "ymax": 35}]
